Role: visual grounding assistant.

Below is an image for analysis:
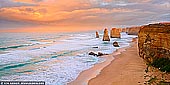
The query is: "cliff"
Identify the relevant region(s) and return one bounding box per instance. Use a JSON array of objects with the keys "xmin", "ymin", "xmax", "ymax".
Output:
[
  {"xmin": 110, "ymin": 28, "xmax": 121, "ymax": 38},
  {"xmin": 138, "ymin": 23, "xmax": 170, "ymax": 63},
  {"xmin": 103, "ymin": 28, "xmax": 110, "ymax": 41},
  {"xmin": 126, "ymin": 26, "xmax": 141, "ymax": 35}
]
